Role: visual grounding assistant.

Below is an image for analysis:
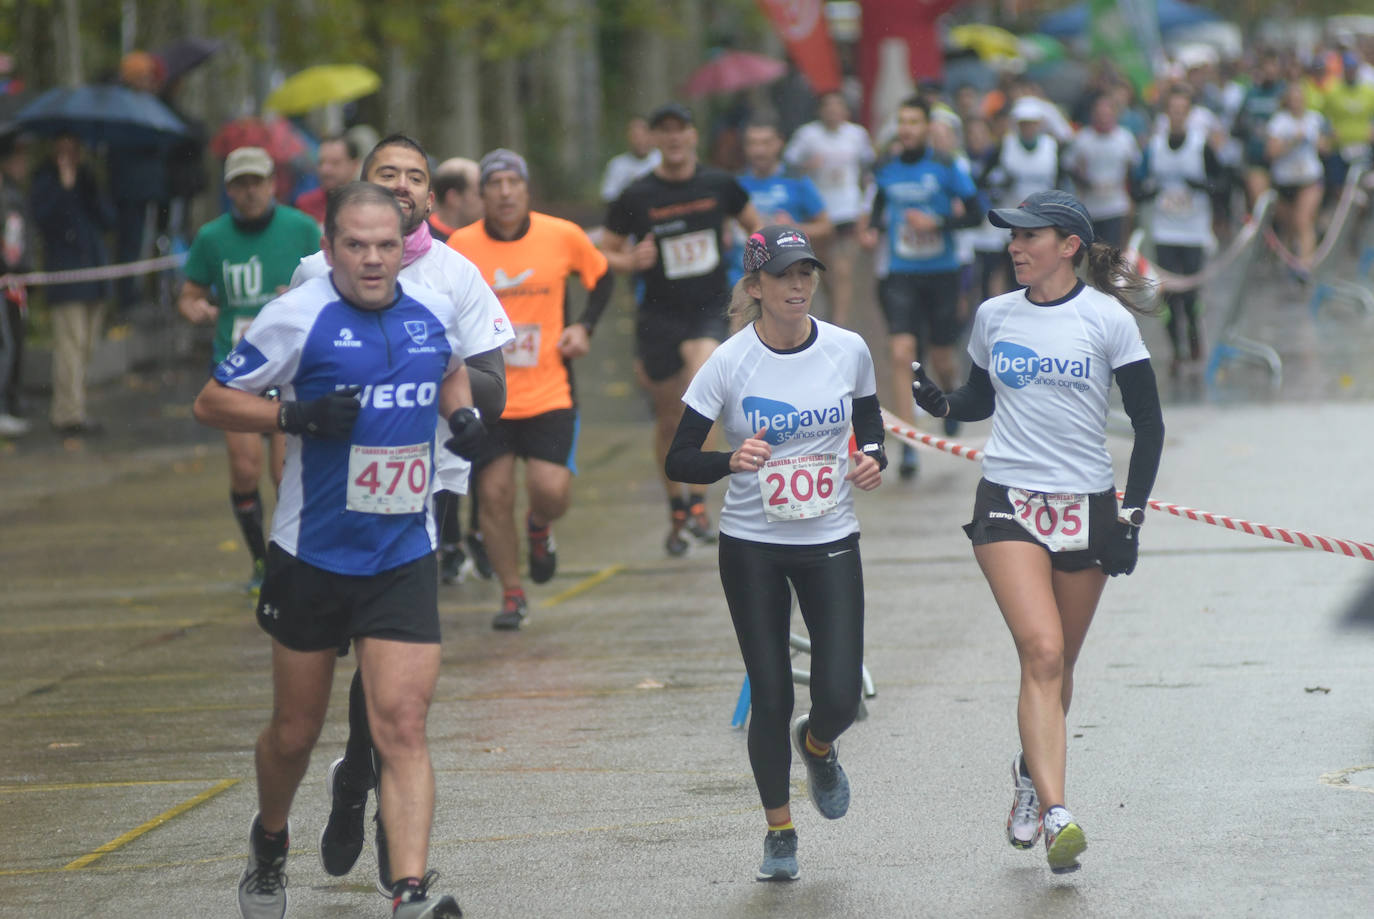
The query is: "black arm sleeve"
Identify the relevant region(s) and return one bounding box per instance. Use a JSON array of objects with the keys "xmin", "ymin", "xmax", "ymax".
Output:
[
  {"xmin": 869, "ymin": 187, "xmax": 887, "ymax": 228},
  {"xmin": 1114, "ymin": 358, "xmax": 1165, "ymax": 509},
  {"xmin": 949, "ymin": 195, "xmax": 983, "ymax": 230},
  {"xmin": 462, "ymin": 347, "xmax": 507, "ymax": 420},
  {"xmin": 851, "ymin": 394, "xmax": 884, "ymax": 449},
  {"xmin": 944, "ymin": 364, "xmax": 997, "ymax": 421},
  {"xmin": 575, "ymin": 270, "xmax": 616, "ymax": 332},
  {"xmin": 664, "ymin": 406, "xmax": 733, "ymax": 485}
]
